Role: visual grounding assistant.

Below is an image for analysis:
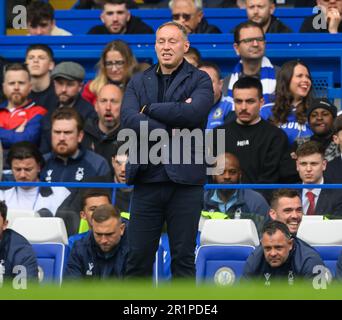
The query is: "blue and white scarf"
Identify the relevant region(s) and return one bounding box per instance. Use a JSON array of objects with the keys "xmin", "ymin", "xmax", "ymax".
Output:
[{"xmin": 224, "ymin": 57, "xmax": 276, "ymax": 110}]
